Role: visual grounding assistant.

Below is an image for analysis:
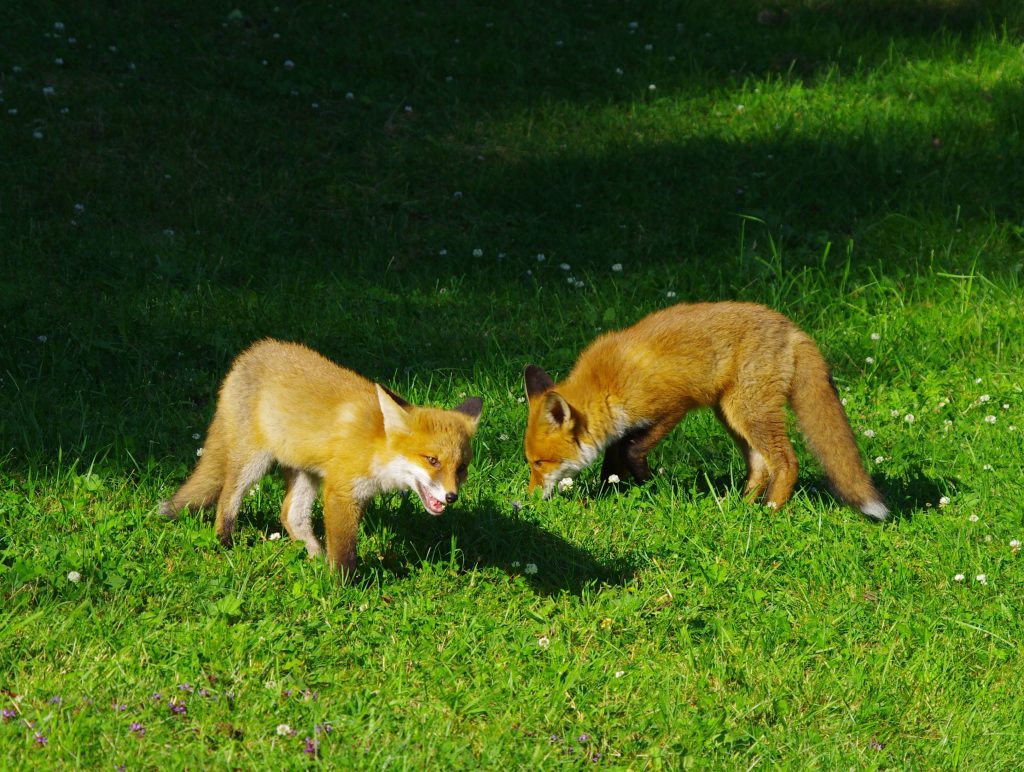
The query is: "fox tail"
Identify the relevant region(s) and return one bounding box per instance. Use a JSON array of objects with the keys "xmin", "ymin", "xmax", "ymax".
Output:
[{"xmin": 789, "ymin": 338, "xmax": 889, "ymax": 520}]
